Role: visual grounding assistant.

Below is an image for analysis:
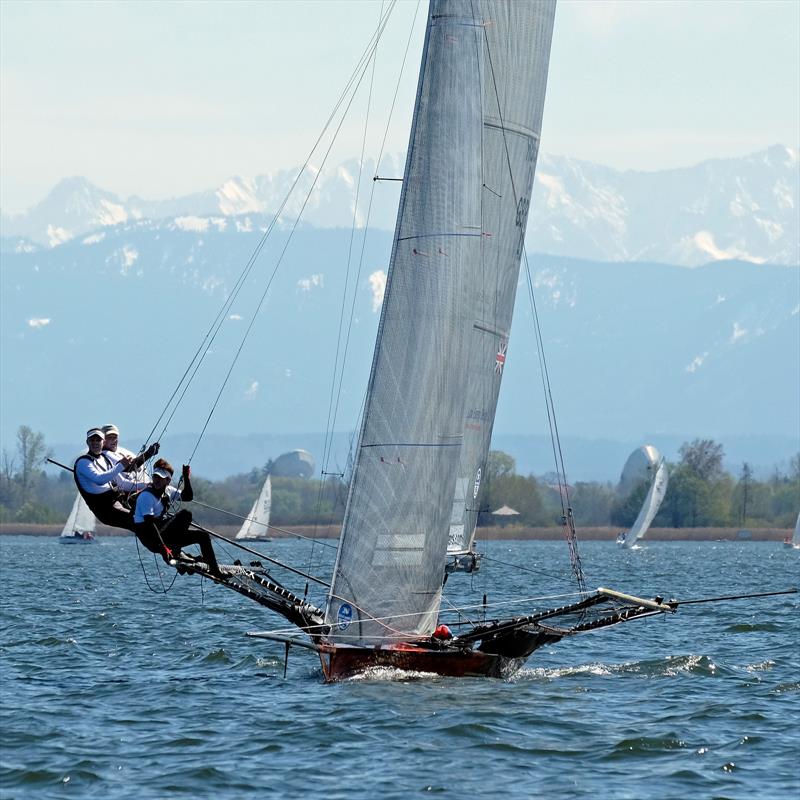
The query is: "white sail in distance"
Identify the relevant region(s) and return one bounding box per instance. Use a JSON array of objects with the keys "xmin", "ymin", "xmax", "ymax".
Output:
[
  {"xmin": 60, "ymin": 494, "xmax": 96, "ymax": 537},
  {"xmin": 625, "ymin": 456, "xmax": 669, "ymax": 548},
  {"xmin": 326, "ymin": 0, "xmax": 556, "ymax": 644},
  {"xmin": 236, "ymin": 475, "xmax": 272, "ymax": 541}
]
